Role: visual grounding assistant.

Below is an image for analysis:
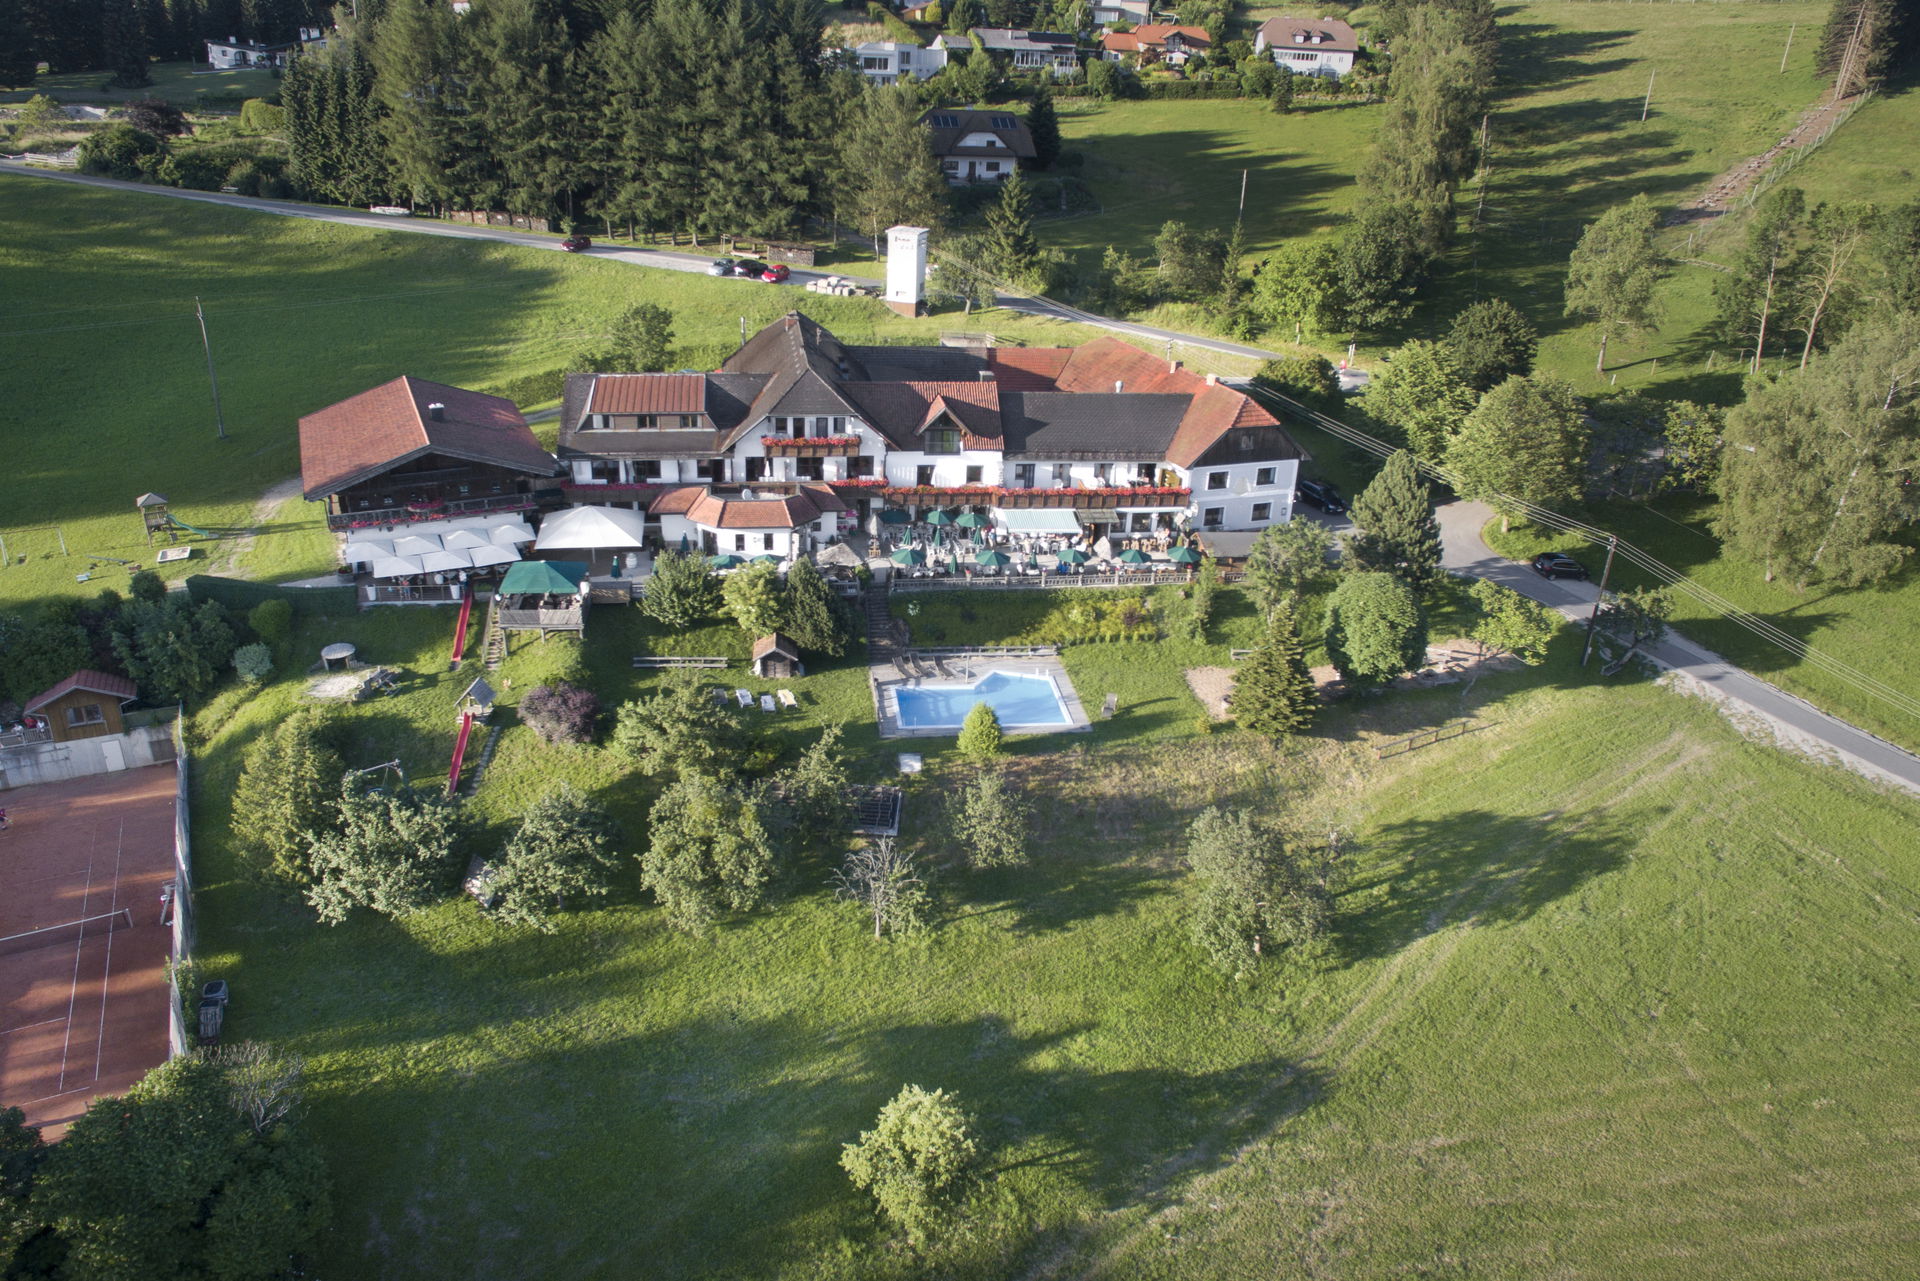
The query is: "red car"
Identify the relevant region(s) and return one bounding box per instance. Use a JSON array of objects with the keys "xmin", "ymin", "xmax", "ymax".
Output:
[
  {"xmin": 560, "ymin": 235, "xmax": 592, "ymax": 252},
  {"xmin": 759, "ymin": 263, "xmax": 791, "ymax": 283}
]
